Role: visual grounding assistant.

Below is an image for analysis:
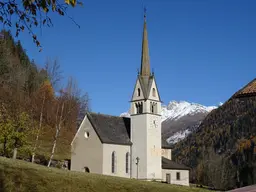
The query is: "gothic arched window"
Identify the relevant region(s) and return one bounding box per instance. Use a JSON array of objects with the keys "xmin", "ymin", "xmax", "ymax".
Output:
[
  {"xmin": 111, "ymin": 151, "xmax": 116, "ymax": 173},
  {"xmin": 137, "ymin": 88, "xmax": 141, "ymax": 97},
  {"xmin": 151, "ymin": 102, "xmax": 157, "ymax": 114},
  {"xmin": 125, "ymin": 152, "xmax": 129, "ymax": 174},
  {"xmin": 139, "ymin": 102, "xmax": 143, "ymax": 114},
  {"xmin": 152, "ymin": 88, "xmax": 156, "ymax": 97},
  {"xmin": 135, "ymin": 102, "xmax": 143, "ymax": 114}
]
